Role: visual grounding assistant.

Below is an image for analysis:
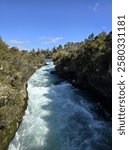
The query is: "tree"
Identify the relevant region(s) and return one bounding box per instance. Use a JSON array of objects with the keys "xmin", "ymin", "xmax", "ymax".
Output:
[
  {"xmin": 52, "ymin": 46, "xmax": 57, "ymax": 52},
  {"xmin": 88, "ymin": 33, "xmax": 94, "ymax": 41},
  {"xmin": 0, "ymin": 36, "xmax": 8, "ymax": 50},
  {"xmin": 57, "ymin": 44, "xmax": 63, "ymax": 50}
]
